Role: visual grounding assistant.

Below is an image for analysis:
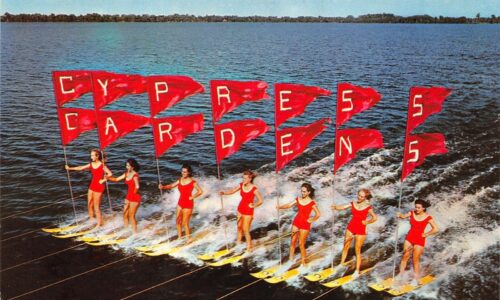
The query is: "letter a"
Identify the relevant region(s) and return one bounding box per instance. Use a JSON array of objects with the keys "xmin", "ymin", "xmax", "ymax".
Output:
[{"xmin": 105, "ymin": 117, "xmax": 118, "ymax": 135}]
